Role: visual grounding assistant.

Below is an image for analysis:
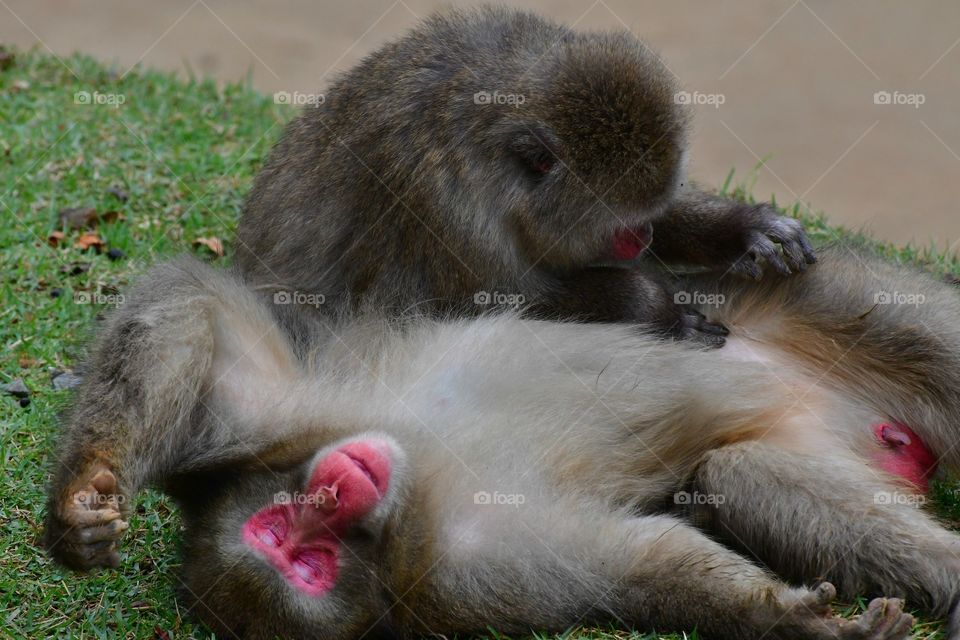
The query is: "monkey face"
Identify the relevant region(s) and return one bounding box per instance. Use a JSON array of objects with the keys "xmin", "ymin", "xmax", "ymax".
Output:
[
  {"xmin": 481, "ymin": 32, "xmax": 691, "ymax": 271},
  {"xmin": 178, "ymin": 434, "xmax": 408, "ymax": 639}
]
